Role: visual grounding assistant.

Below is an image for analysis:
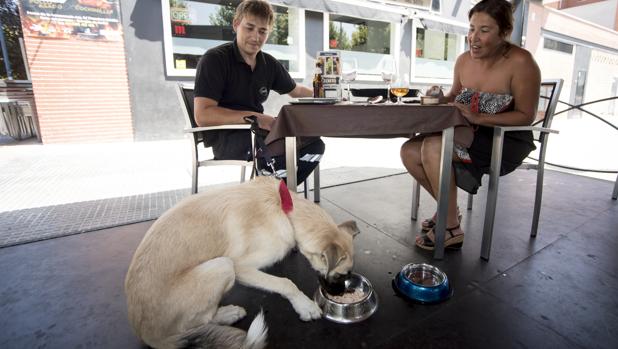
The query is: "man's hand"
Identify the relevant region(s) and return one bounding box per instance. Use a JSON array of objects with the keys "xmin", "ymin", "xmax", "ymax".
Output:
[{"xmin": 256, "ymin": 114, "xmax": 276, "ymax": 130}]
